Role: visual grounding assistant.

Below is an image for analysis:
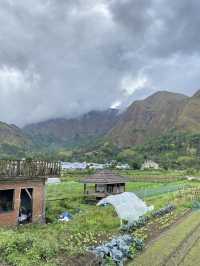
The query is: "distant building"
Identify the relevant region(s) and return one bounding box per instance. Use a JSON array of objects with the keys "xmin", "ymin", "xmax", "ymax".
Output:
[
  {"xmin": 62, "ymin": 162, "xmax": 107, "ymax": 170},
  {"xmin": 141, "ymin": 160, "xmax": 159, "ymax": 170},
  {"xmin": 88, "ymin": 163, "xmax": 105, "ymax": 170},
  {"xmin": 61, "ymin": 162, "xmax": 87, "ymax": 170},
  {"xmin": 116, "ymin": 163, "xmax": 130, "ymax": 170},
  {"xmin": 0, "ymin": 160, "xmax": 60, "ymax": 226},
  {"xmin": 80, "ymin": 170, "xmax": 128, "ymax": 200}
]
